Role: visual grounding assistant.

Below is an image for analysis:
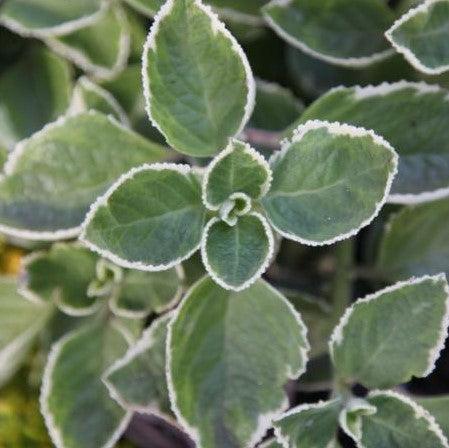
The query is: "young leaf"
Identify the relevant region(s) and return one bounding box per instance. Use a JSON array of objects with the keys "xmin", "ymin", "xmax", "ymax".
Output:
[
  {"xmin": 69, "ymin": 76, "xmax": 130, "ymax": 126},
  {"xmin": 262, "ymin": 0, "xmax": 395, "ymax": 67},
  {"xmin": 273, "ymin": 399, "xmax": 341, "ymax": 448},
  {"xmin": 19, "ymin": 243, "xmax": 99, "ymax": 316},
  {"xmin": 142, "ymin": 0, "xmax": 255, "ymax": 157},
  {"xmin": 81, "ymin": 163, "xmax": 206, "ymax": 271},
  {"xmin": 378, "ymin": 198, "xmax": 449, "ymax": 281},
  {"xmin": 0, "ymin": 46, "xmax": 72, "ymax": 150},
  {"xmin": 41, "ymin": 320, "xmax": 132, "ymax": 448},
  {"xmin": 103, "ymin": 313, "xmax": 173, "ymax": 419},
  {"xmin": 262, "ymin": 121, "xmax": 398, "ymax": 245},
  {"xmin": 338, "ymin": 398, "xmax": 377, "ymax": 443},
  {"xmin": 167, "ymin": 276, "xmax": 309, "ymax": 448},
  {"xmin": 0, "ymin": 0, "xmax": 105, "ymax": 37},
  {"xmin": 202, "ymin": 140, "xmax": 272, "ymax": 210},
  {"xmin": 330, "ymin": 274, "xmax": 449, "ymax": 389},
  {"xmin": 45, "ymin": 3, "xmax": 130, "ymax": 80},
  {"xmin": 386, "ymin": 0, "xmax": 449, "ymax": 75},
  {"xmin": 201, "ymin": 213, "xmax": 274, "ymax": 291},
  {"xmin": 0, "ymin": 111, "xmax": 166, "ymax": 240},
  {"xmin": 123, "ymin": 0, "xmax": 164, "ymax": 17},
  {"xmin": 0, "ymin": 276, "xmax": 52, "ymax": 387},
  {"xmin": 343, "ymin": 391, "xmax": 449, "ymax": 448},
  {"xmin": 416, "ymin": 395, "xmax": 449, "ymax": 438},
  {"xmin": 295, "ymin": 82, "xmax": 449, "ymax": 203},
  {"xmin": 110, "ymin": 267, "xmax": 183, "ymax": 318}
]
